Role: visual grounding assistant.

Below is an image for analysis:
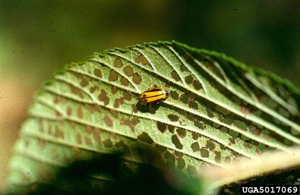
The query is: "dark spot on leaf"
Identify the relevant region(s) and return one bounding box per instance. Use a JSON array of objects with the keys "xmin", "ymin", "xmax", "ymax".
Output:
[
  {"xmin": 194, "ymin": 120, "xmax": 204, "ymax": 130},
  {"xmin": 85, "ymin": 136, "xmax": 92, "ymax": 145},
  {"xmin": 261, "ymin": 96, "xmax": 278, "ymax": 109},
  {"xmin": 55, "ymin": 110, "xmax": 62, "ymax": 117},
  {"xmin": 187, "ymin": 165, "xmax": 197, "ymax": 176},
  {"xmin": 115, "ymin": 141, "xmax": 130, "ymax": 154},
  {"xmin": 131, "ymin": 117, "xmax": 139, "ymax": 128},
  {"xmin": 94, "ymin": 105, "xmax": 102, "ymax": 112},
  {"xmin": 132, "ymin": 73, "xmax": 142, "ymax": 84},
  {"xmin": 192, "ymin": 132, "xmax": 199, "ymax": 140},
  {"xmin": 55, "ymin": 128, "xmax": 64, "ymax": 139},
  {"xmin": 109, "ymin": 109, "xmax": 118, "ymax": 118},
  {"xmin": 180, "ymin": 64, "xmax": 188, "ymax": 72},
  {"xmin": 177, "ymin": 158, "xmax": 186, "ymax": 170},
  {"xmin": 213, "ymin": 122, "xmax": 220, "ymax": 129},
  {"xmin": 164, "ymin": 151, "xmax": 175, "ymax": 161},
  {"xmin": 94, "ymin": 68, "xmax": 102, "ymax": 78},
  {"xmin": 70, "ymin": 85, "xmax": 84, "ymax": 99},
  {"xmin": 103, "ymin": 139, "xmax": 113, "ymax": 147},
  {"xmin": 171, "ymin": 135, "xmax": 183, "ymax": 150},
  {"xmin": 215, "ymin": 105, "xmax": 230, "ymax": 116},
  {"xmin": 168, "ymin": 114, "xmax": 179, "ymax": 122},
  {"xmin": 80, "ymin": 78, "xmax": 89, "ymax": 87},
  {"xmin": 241, "ymin": 134, "xmax": 250, "ymax": 141},
  {"xmin": 110, "ymin": 132, "xmax": 117, "ymax": 140},
  {"xmin": 137, "ymin": 132, "xmax": 154, "ymax": 144},
  {"xmin": 85, "ymin": 125, "xmax": 93, "ymax": 134},
  {"xmin": 192, "ymin": 80, "xmax": 202, "ymax": 90},
  {"xmin": 185, "ymin": 75, "xmax": 193, "ymax": 84},
  {"xmin": 171, "ymin": 71, "xmax": 180, "ymax": 81},
  {"xmin": 123, "ymin": 91, "xmax": 132, "ymax": 101},
  {"xmin": 89, "ymin": 86, "xmax": 98, "ymax": 93},
  {"xmin": 69, "ymin": 121, "xmax": 75, "ymax": 129},
  {"xmin": 220, "ymin": 118, "xmax": 231, "ymax": 125},
  {"xmin": 206, "ymin": 140, "xmax": 216, "ymax": 151},
  {"xmin": 214, "ymin": 151, "xmax": 221, "ymax": 163},
  {"xmin": 258, "ymin": 143, "xmax": 268, "ymax": 152},
  {"xmin": 98, "ymin": 89, "xmax": 109, "ymax": 105},
  {"xmin": 229, "ymin": 137, "xmax": 236, "ymax": 144},
  {"xmin": 180, "ymin": 94, "xmax": 188, "ymax": 104},
  {"xmin": 200, "ymin": 148, "xmax": 209, "ymax": 157},
  {"xmin": 206, "ymin": 108, "xmax": 214, "ymax": 118},
  {"xmin": 191, "ymin": 142, "xmax": 200, "ymax": 152},
  {"xmin": 120, "ymin": 118, "xmax": 136, "ymax": 132},
  {"xmin": 233, "ymin": 120, "xmax": 247, "ymax": 131},
  {"xmin": 120, "ymin": 77, "xmax": 129, "ymax": 86},
  {"xmin": 77, "ymin": 134, "xmax": 82, "ymax": 144},
  {"xmin": 77, "ymin": 107, "xmax": 83, "ymax": 119},
  {"xmin": 111, "ymin": 86, "xmax": 118, "ymax": 94},
  {"xmin": 114, "ymin": 98, "xmax": 123, "ymax": 108},
  {"xmin": 157, "ymin": 122, "xmax": 167, "ymax": 133},
  {"xmin": 135, "ymin": 55, "xmax": 149, "ymax": 65},
  {"xmin": 168, "ymin": 126, "xmax": 175, "ymax": 133},
  {"xmin": 174, "ymin": 151, "xmax": 183, "ymax": 157},
  {"xmin": 109, "ymin": 70, "xmax": 118, "ymax": 81},
  {"xmin": 124, "ymin": 66, "xmax": 134, "ymax": 77},
  {"xmin": 93, "ymin": 128, "xmax": 102, "ymax": 144},
  {"xmin": 85, "ymin": 104, "xmax": 97, "ymax": 114},
  {"xmin": 189, "ymin": 101, "xmax": 198, "ymax": 109},
  {"xmin": 154, "ymin": 144, "xmax": 167, "ymax": 153},
  {"xmin": 176, "ymin": 128, "xmax": 186, "ymax": 138},
  {"xmin": 170, "ymin": 91, "xmax": 179, "ymax": 100},
  {"xmin": 114, "ymin": 58, "xmax": 123, "ymax": 68},
  {"xmin": 104, "ymin": 116, "xmax": 113, "ymax": 127},
  {"xmin": 228, "ymin": 129, "xmax": 239, "ymax": 138},
  {"xmin": 67, "ymin": 107, "xmax": 72, "ymax": 116}
]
